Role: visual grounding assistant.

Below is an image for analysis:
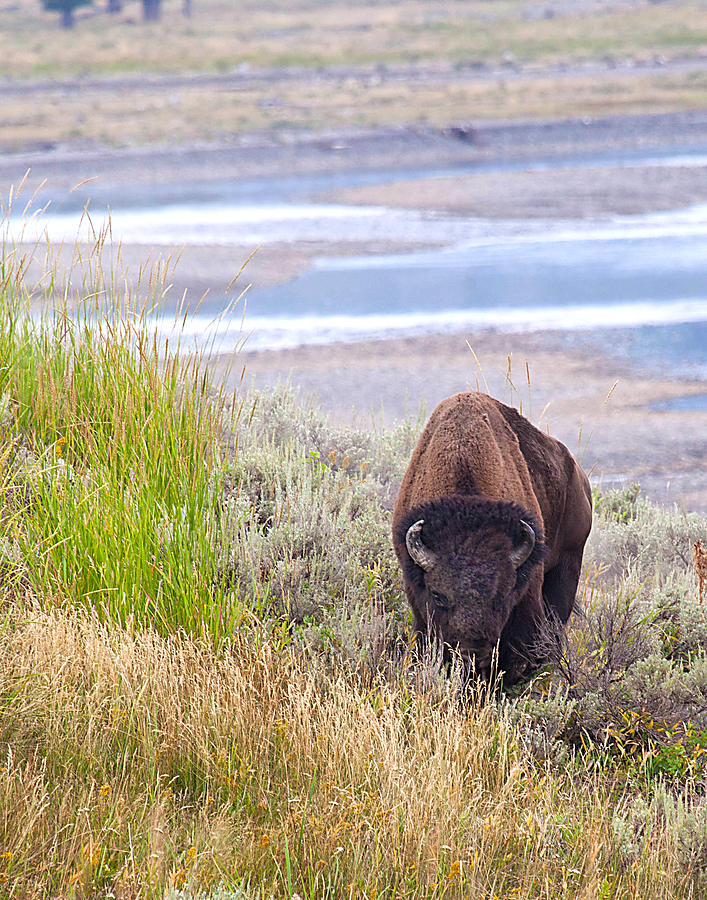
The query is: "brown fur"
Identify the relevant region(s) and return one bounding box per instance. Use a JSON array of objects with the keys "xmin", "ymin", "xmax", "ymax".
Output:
[{"xmin": 393, "ymin": 391, "xmax": 592, "ymax": 683}]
